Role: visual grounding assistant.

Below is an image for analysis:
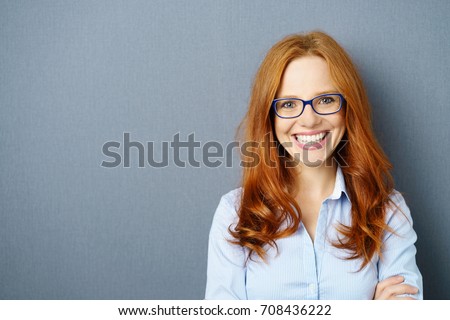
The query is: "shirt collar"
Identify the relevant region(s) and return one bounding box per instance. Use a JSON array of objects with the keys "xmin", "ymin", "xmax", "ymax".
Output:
[{"xmin": 328, "ymin": 165, "xmax": 350, "ymax": 201}]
